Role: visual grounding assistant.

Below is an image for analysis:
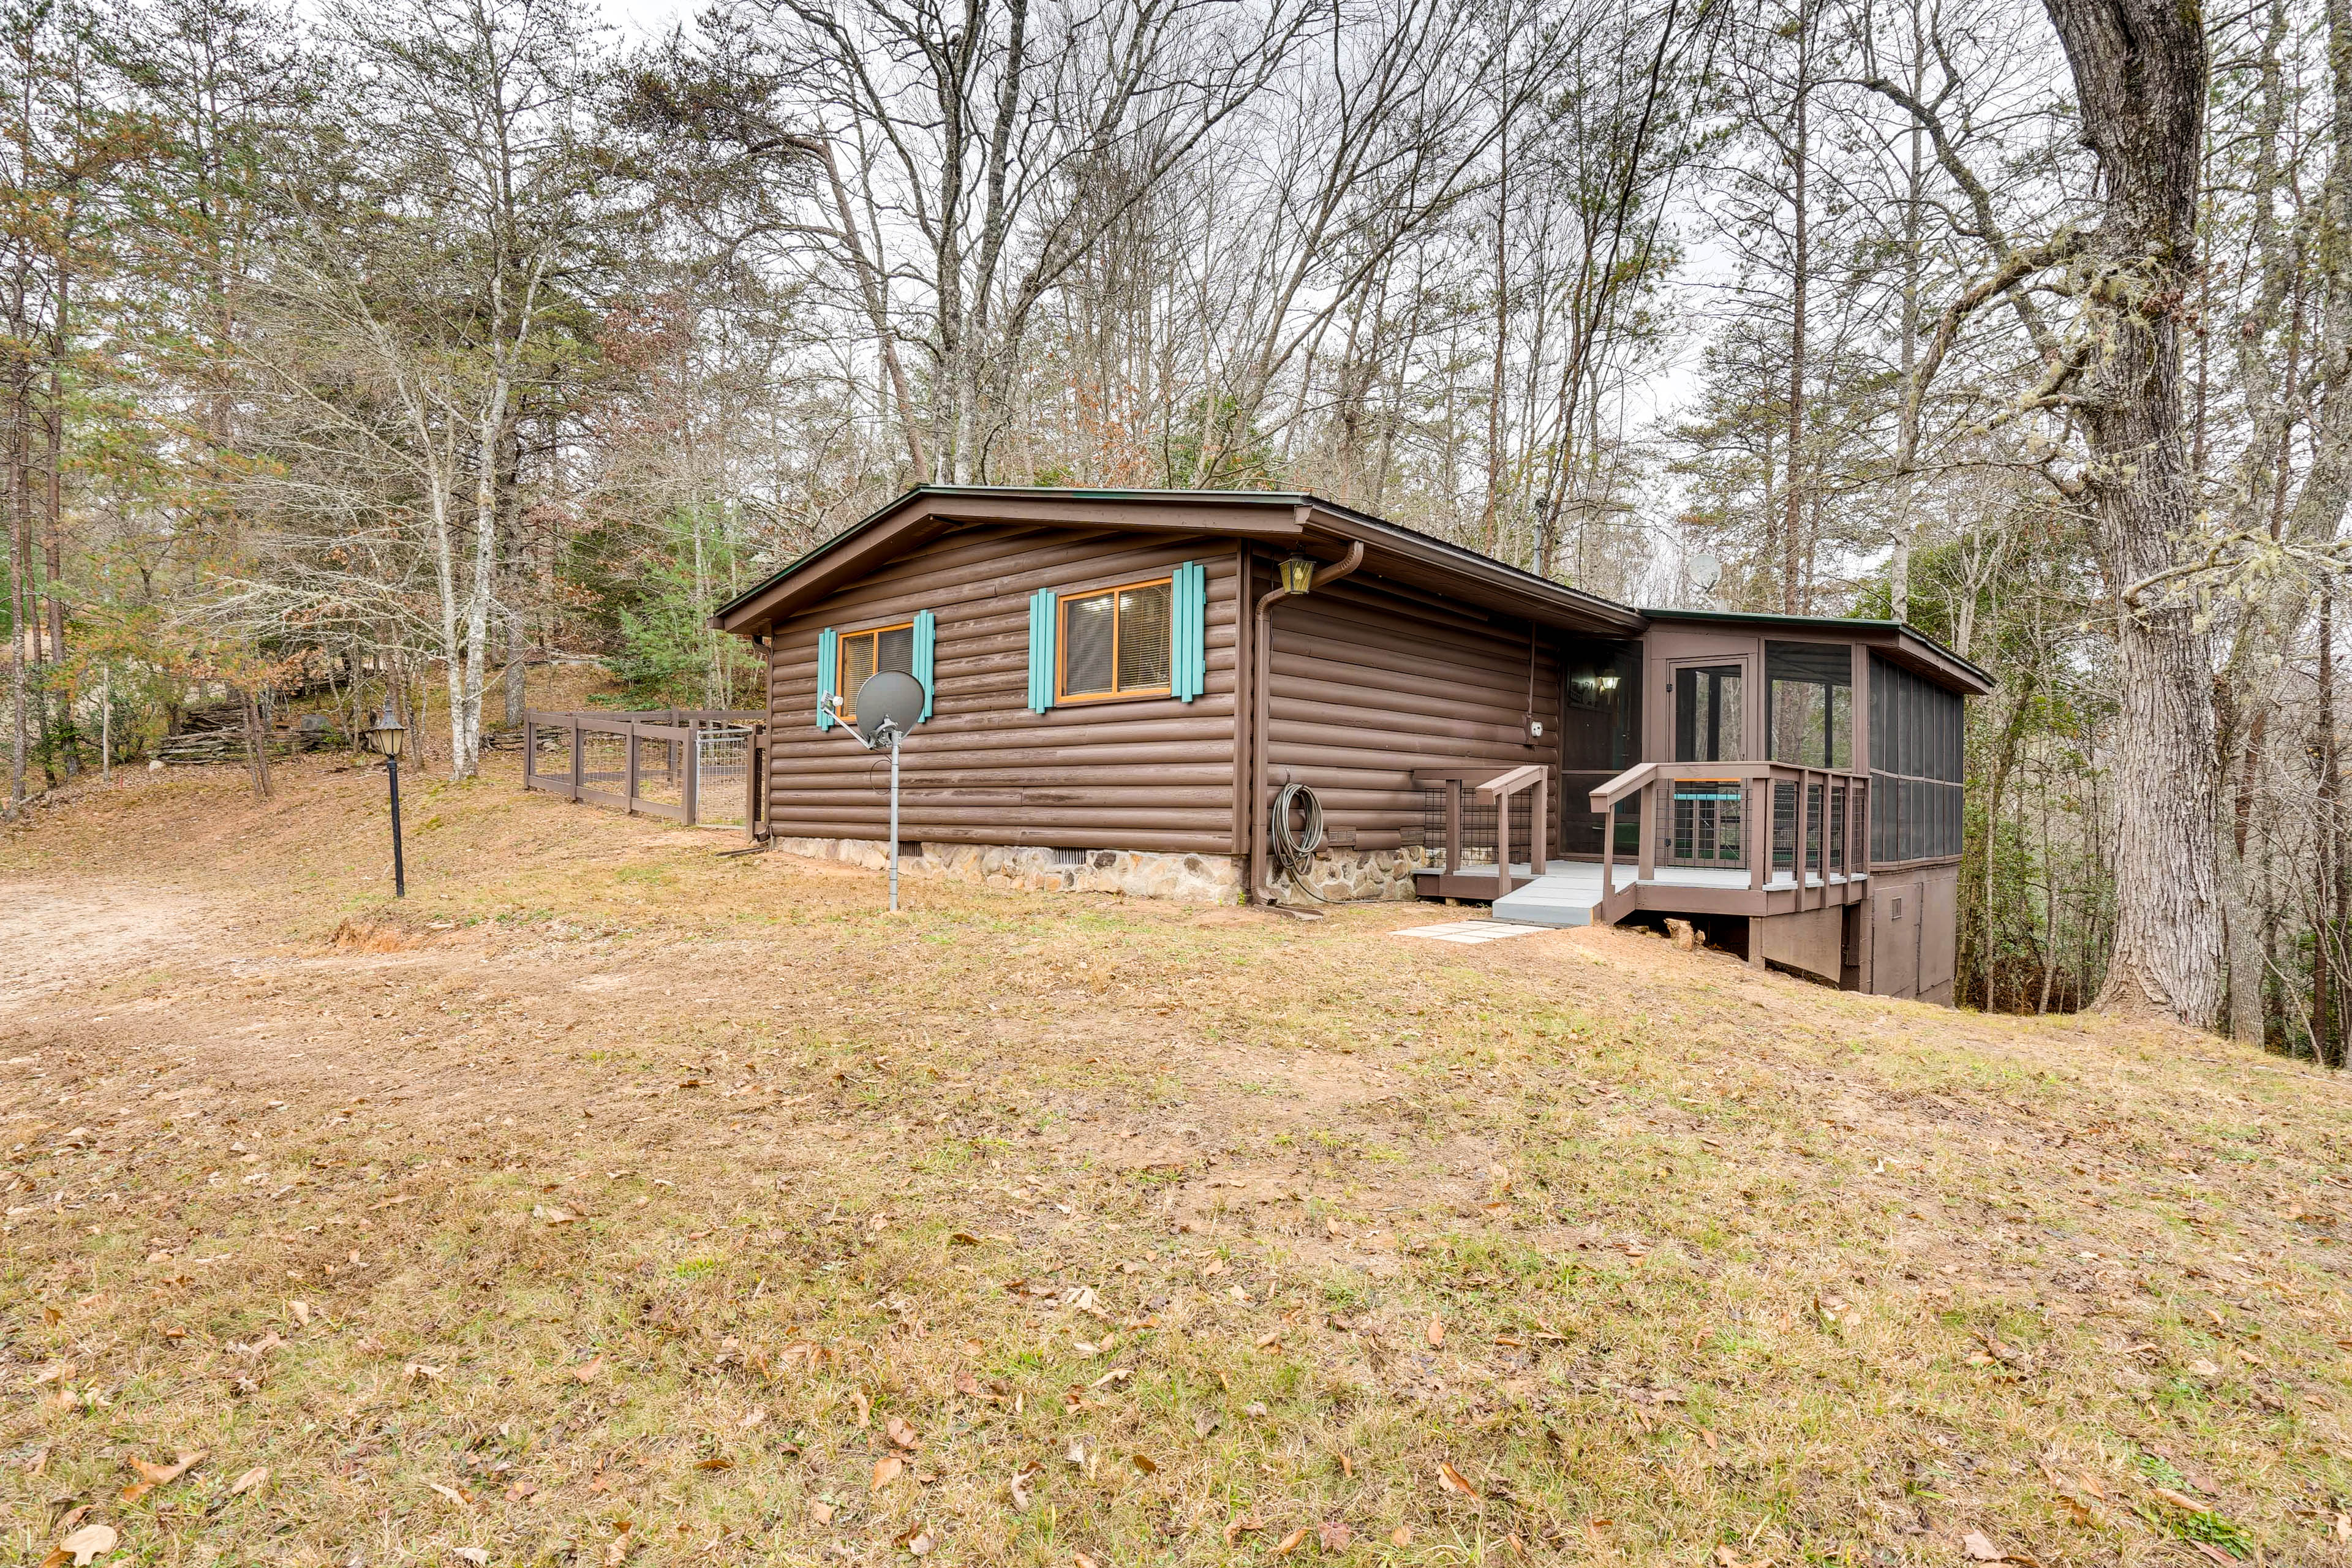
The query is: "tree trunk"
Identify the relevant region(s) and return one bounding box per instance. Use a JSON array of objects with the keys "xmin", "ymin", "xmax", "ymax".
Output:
[
  {"xmin": 2041, "ymin": 0, "xmax": 2226, "ymax": 1030},
  {"xmin": 1782, "ymin": 0, "xmax": 1810, "ymax": 616}
]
